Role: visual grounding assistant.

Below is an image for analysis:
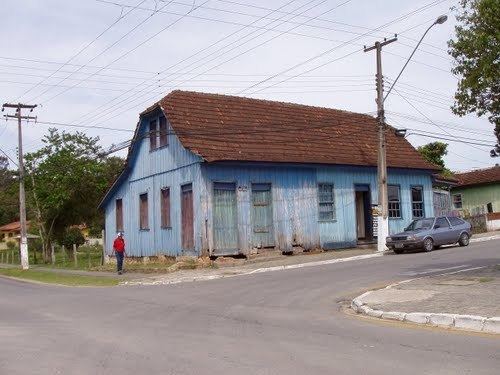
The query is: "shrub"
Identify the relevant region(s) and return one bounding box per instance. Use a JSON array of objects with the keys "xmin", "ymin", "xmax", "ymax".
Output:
[
  {"xmin": 6, "ymin": 241, "xmax": 17, "ymax": 250},
  {"xmin": 61, "ymin": 227, "xmax": 85, "ymax": 249}
]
